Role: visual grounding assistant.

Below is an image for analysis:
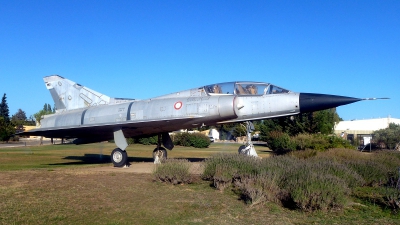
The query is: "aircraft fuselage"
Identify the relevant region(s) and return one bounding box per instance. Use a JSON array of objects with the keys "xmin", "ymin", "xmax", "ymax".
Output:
[{"xmin": 18, "ymin": 75, "xmax": 370, "ymax": 166}]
